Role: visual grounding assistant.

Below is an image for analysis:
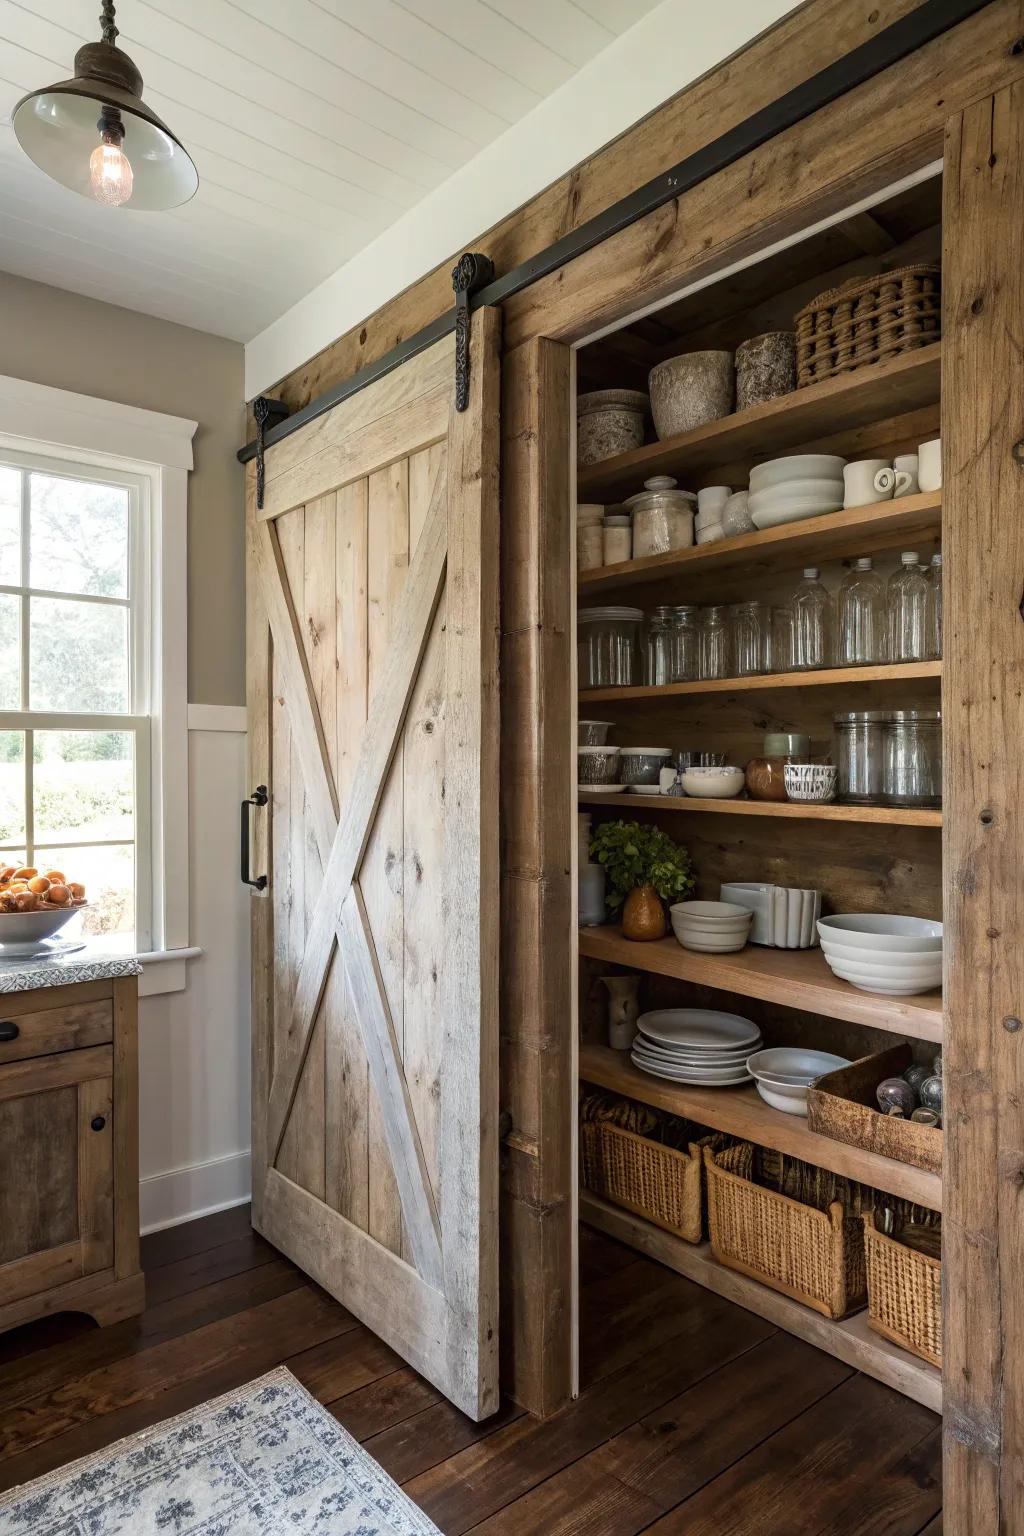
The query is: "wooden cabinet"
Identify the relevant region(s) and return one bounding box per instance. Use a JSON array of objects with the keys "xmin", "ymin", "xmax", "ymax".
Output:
[{"xmin": 0, "ymin": 977, "xmax": 144, "ymax": 1332}]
